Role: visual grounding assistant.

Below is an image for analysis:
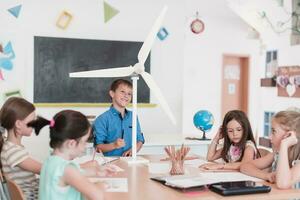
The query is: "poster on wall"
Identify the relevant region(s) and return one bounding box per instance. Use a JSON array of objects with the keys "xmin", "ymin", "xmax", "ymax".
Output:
[{"xmin": 277, "ymin": 66, "xmax": 300, "ymax": 97}]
